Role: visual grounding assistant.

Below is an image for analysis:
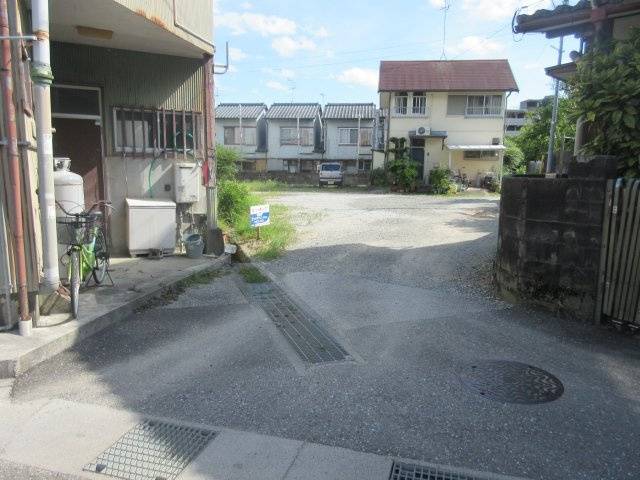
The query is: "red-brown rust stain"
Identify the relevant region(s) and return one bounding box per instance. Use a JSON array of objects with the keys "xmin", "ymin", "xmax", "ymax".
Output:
[
  {"xmin": 34, "ymin": 29, "xmax": 49, "ymax": 40},
  {"xmin": 134, "ymin": 8, "xmax": 169, "ymax": 31},
  {"xmin": 150, "ymin": 16, "xmax": 168, "ymax": 29}
]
